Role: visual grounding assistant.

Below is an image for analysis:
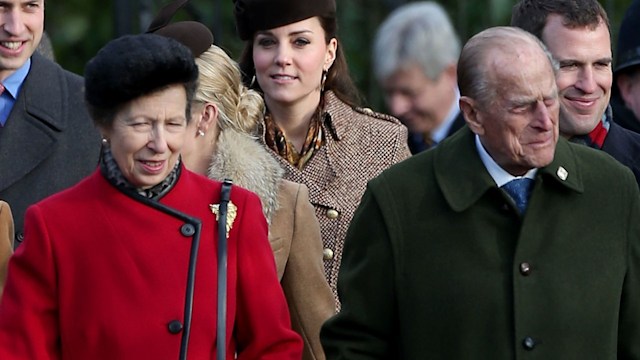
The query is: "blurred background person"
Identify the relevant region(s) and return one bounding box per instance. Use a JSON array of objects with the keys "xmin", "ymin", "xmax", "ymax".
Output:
[
  {"xmin": 611, "ymin": 0, "xmax": 640, "ymax": 133},
  {"xmin": 372, "ymin": 1, "xmax": 464, "ymax": 154},
  {"xmin": 233, "ymin": 0, "xmax": 411, "ymax": 306},
  {"xmin": 149, "ymin": 5, "xmax": 334, "ymax": 357},
  {"xmin": 0, "ymin": 0, "xmax": 100, "ymax": 247},
  {"xmin": 0, "ymin": 200, "xmax": 12, "ymax": 297},
  {"xmin": 0, "ymin": 33, "xmax": 302, "ymax": 359},
  {"xmin": 512, "ymin": 0, "xmax": 640, "ymax": 186}
]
